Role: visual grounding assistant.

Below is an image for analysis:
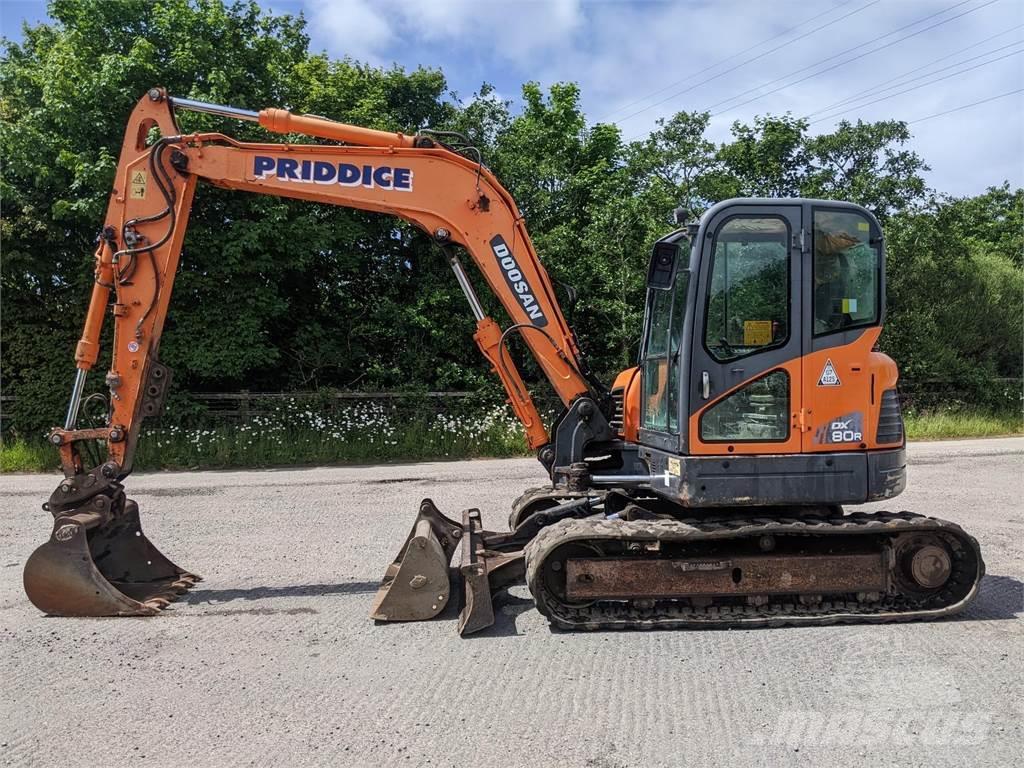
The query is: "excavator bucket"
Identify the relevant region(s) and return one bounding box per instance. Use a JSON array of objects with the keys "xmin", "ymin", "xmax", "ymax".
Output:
[
  {"xmin": 24, "ymin": 495, "xmax": 200, "ymax": 616},
  {"xmin": 371, "ymin": 499, "xmax": 528, "ymax": 635},
  {"xmin": 370, "ymin": 499, "xmax": 461, "ymax": 624}
]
